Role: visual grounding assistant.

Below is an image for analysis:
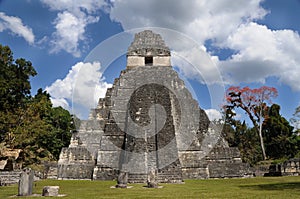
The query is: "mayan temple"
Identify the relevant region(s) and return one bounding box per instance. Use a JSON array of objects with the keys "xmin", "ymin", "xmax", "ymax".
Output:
[{"xmin": 57, "ymin": 30, "xmax": 252, "ymax": 183}]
